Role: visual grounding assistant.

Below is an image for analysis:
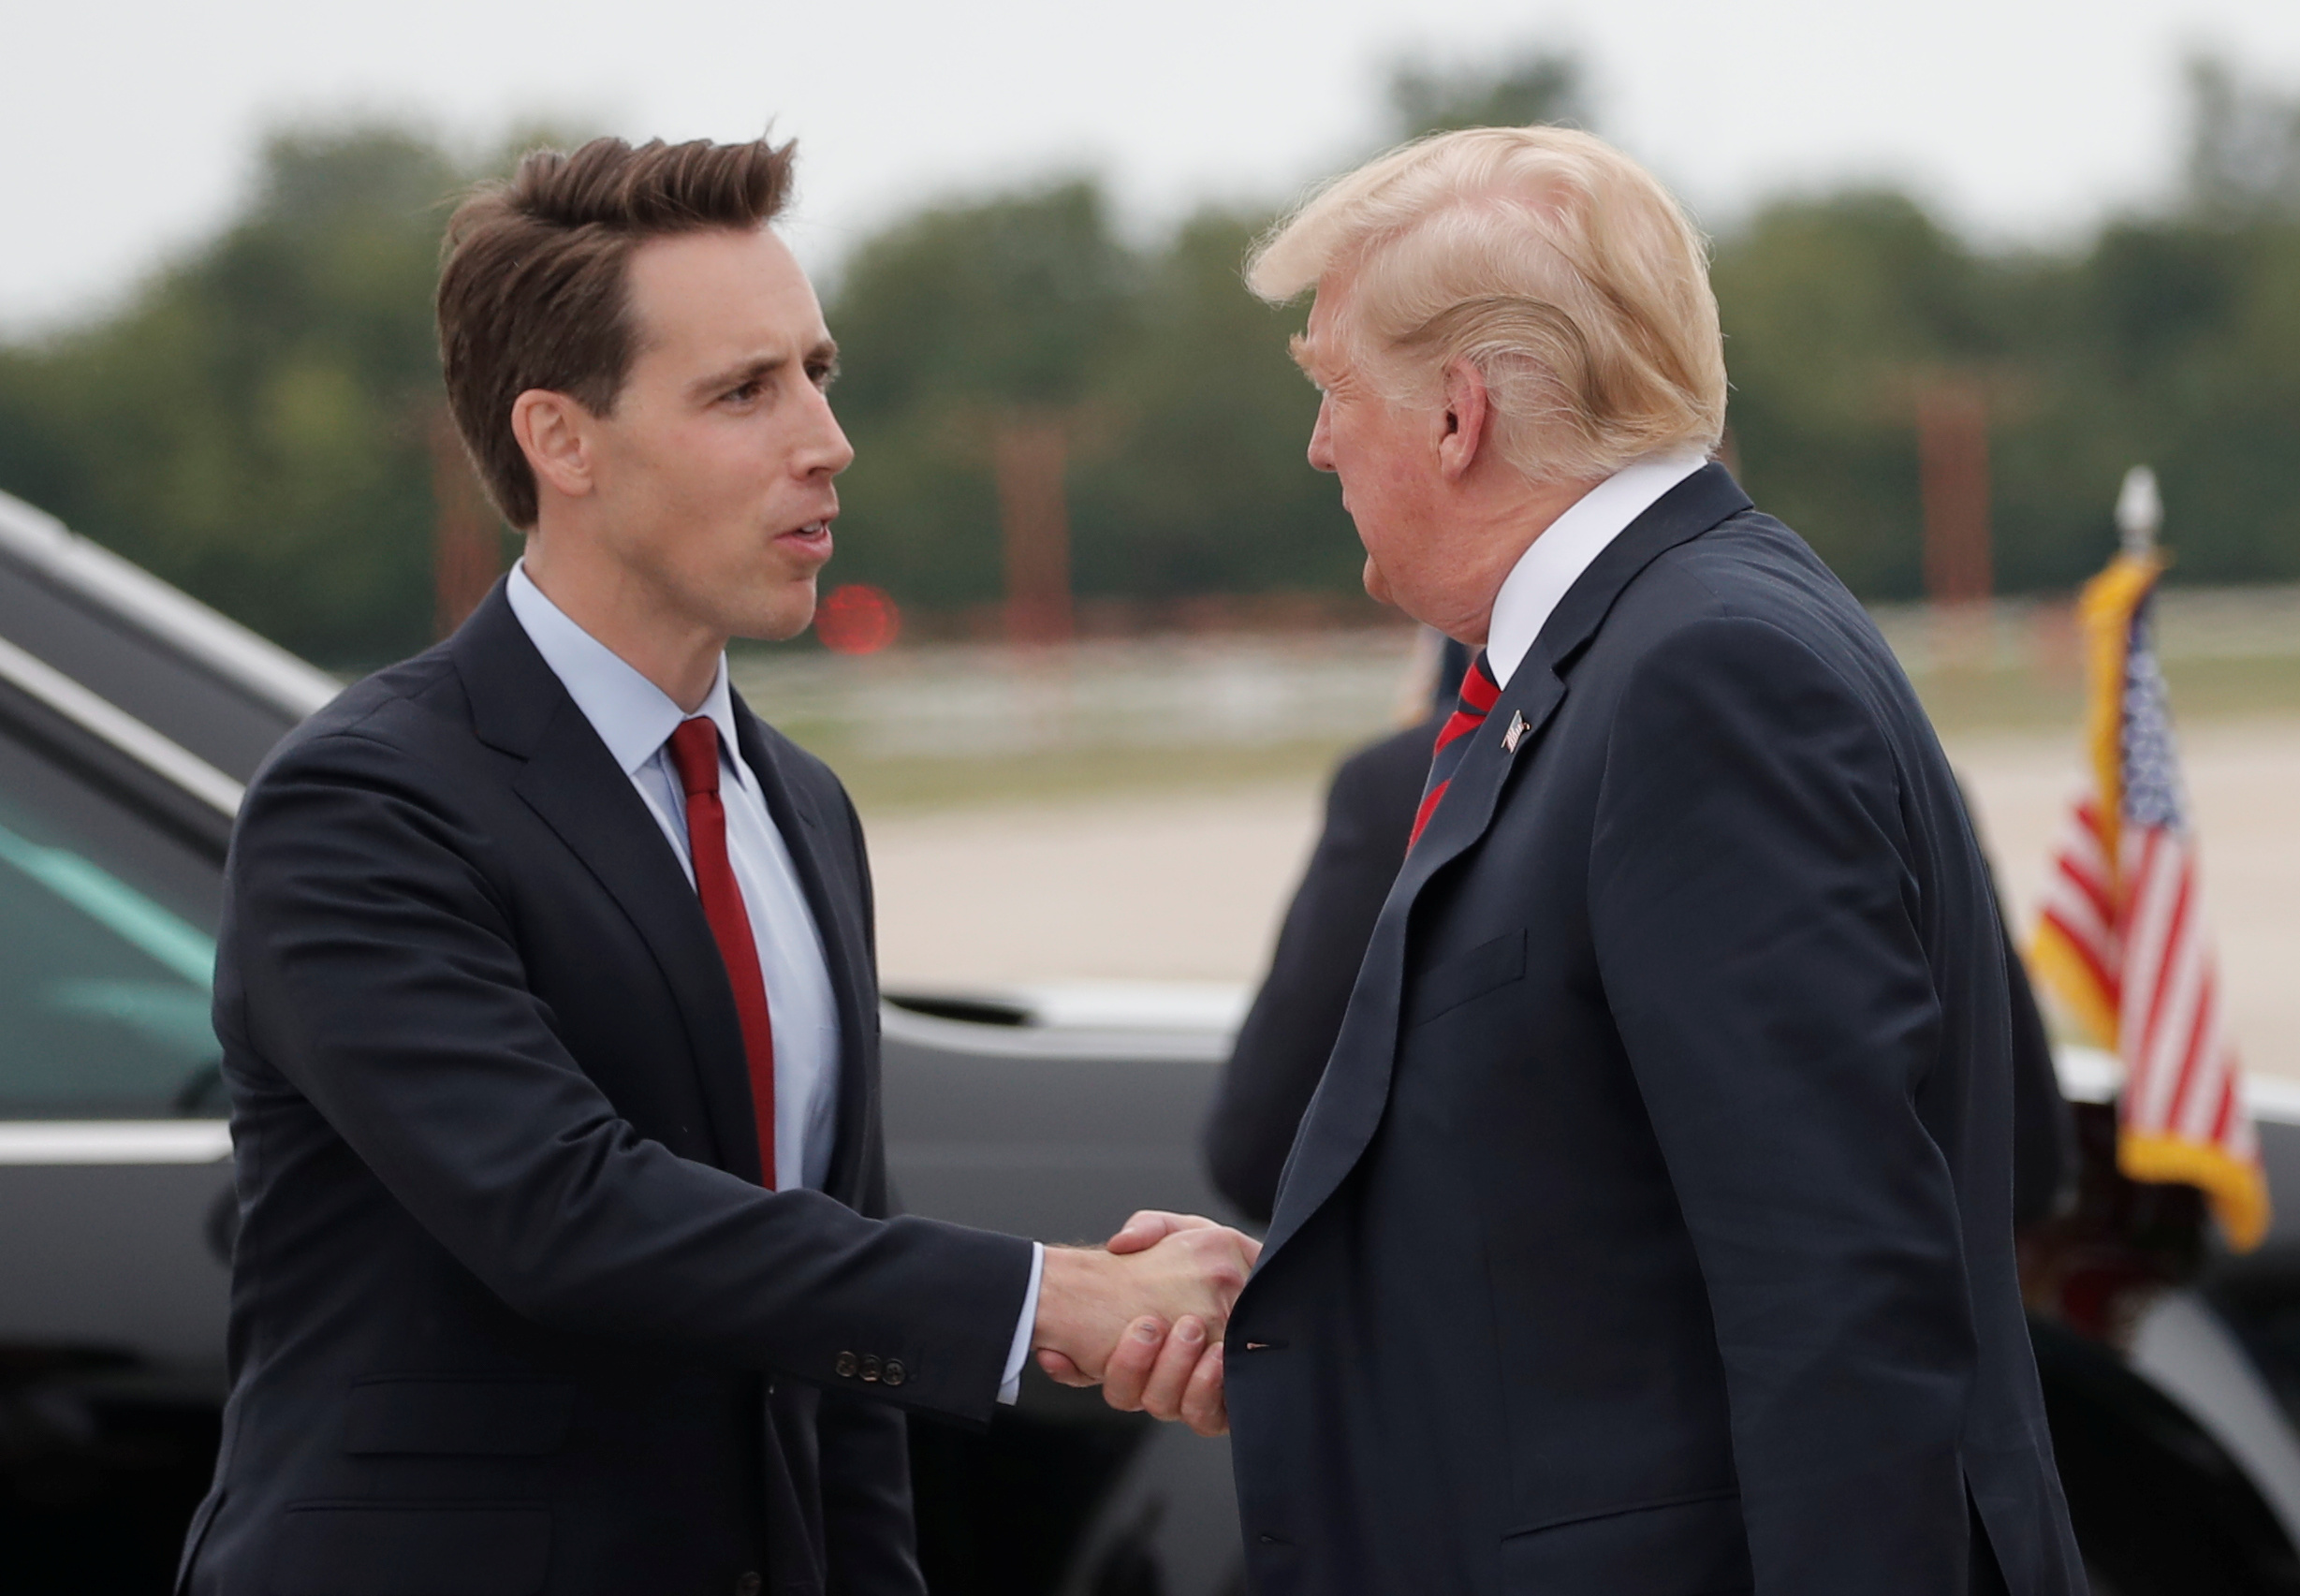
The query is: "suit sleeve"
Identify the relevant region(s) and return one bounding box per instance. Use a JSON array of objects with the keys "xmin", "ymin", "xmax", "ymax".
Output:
[
  {"xmin": 2002, "ymin": 906, "xmax": 2071, "ymax": 1228},
  {"xmin": 1588, "ymin": 616, "xmax": 1971, "ymax": 1595},
  {"xmin": 227, "ymin": 726, "xmax": 1033, "ymax": 1427}
]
